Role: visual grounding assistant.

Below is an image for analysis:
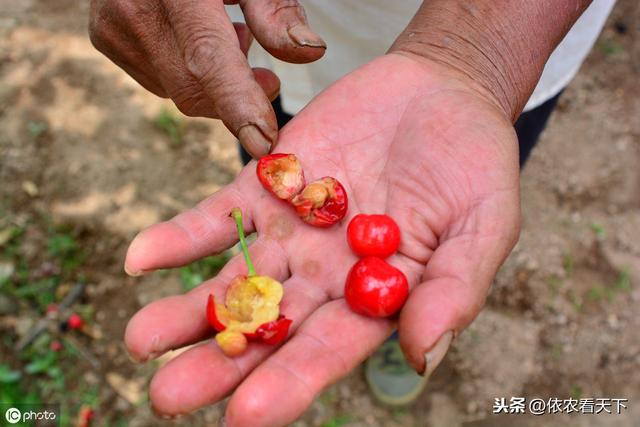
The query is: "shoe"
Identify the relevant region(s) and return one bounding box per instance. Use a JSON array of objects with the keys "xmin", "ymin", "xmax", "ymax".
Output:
[{"xmin": 365, "ymin": 333, "xmax": 428, "ymax": 406}]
